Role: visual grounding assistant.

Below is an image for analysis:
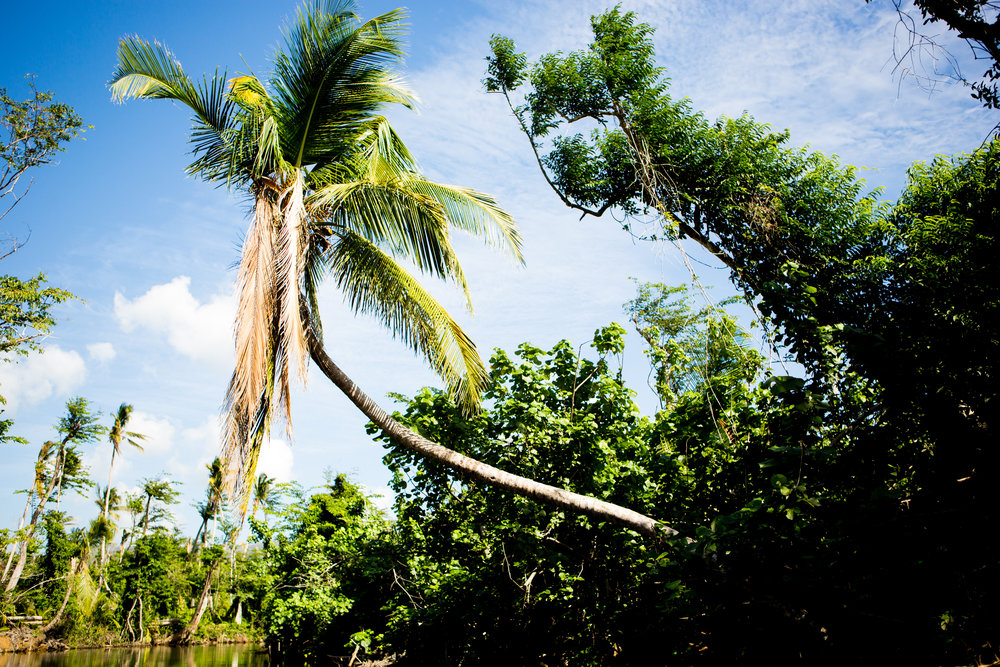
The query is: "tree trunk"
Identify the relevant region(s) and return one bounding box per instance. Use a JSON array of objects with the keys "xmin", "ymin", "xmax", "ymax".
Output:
[
  {"xmin": 42, "ymin": 557, "xmax": 78, "ymax": 633},
  {"xmin": 192, "ymin": 516, "xmax": 208, "ymax": 549},
  {"xmin": 5, "ymin": 497, "xmax": 49, "ymax": 592},
  {"xmin": 1, "ymin": 495, "xmax": 32, "ymax": 585},
  {"xmin": 178, "ymin": 558, "xmax": 219, "ymax": 644},
  {"xmin": 4, "ymin": 541, "xmax": 31, "ymax": 594},
  {"xmin": 100, "ymin": 449, "xmax": 118, "ymax": 568},
  {"xmin": 142, "ymin": 493, "xmax": 152, "ymax": 537},
  {"xmin": 53, "ymin": 447, "xmax": 66, "ymax": 512},
  {"xmin": 306, "ymin": 331, "xmax": 678, "ymax": 540},
  {"xmin": 4, "ymin": 451, "xmax": 65, "ymax": 593}
]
